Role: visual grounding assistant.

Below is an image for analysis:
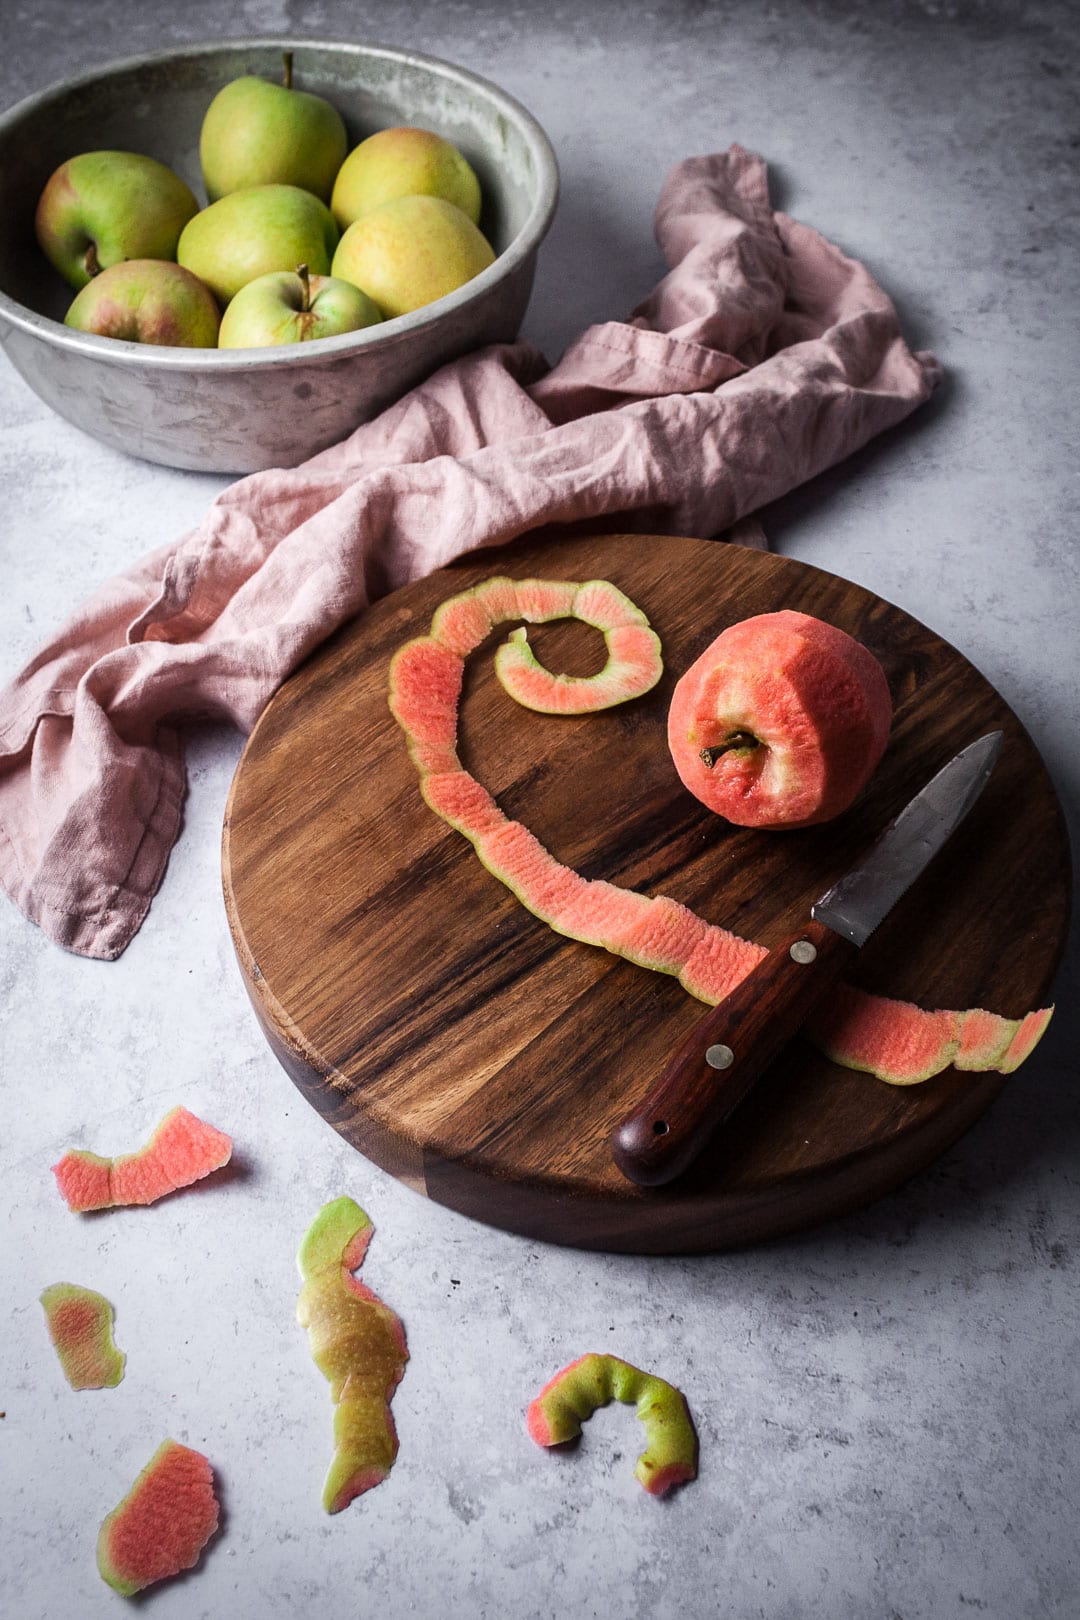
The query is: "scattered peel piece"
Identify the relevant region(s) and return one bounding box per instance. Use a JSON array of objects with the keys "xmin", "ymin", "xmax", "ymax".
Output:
[
  {"xmin": 390, "ymin": 583, "xmax": 1053, "ymax": 1086},
  {"xmin": 97, "ymin": 1439, "xmax": 220, "ymax": 1597},
  {"xmin": 527, "ymin": 1354, "xmax": 697, "ymax": 1496},
  {"xmin": 296, "ymin": 1196, "xmax": 409, "ymax": 1513},
  {"xmin": 52, "ymin": 1107, "xmax": 232, "ymax": 1212},
  {"xmin": 40, "ymin": 1282, "xmax": 125, "ymax": 1390}
]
